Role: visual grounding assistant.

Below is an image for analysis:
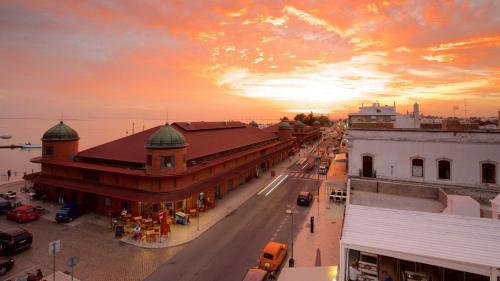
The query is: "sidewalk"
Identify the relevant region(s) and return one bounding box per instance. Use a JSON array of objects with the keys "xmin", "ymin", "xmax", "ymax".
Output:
[
  {"xmin": 121, "ymin": 155, "xmax": 299, "ymax": 248},
  {"xmin": 289, "ymin": 156, "xmax": 347, "ymax": 267}
]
